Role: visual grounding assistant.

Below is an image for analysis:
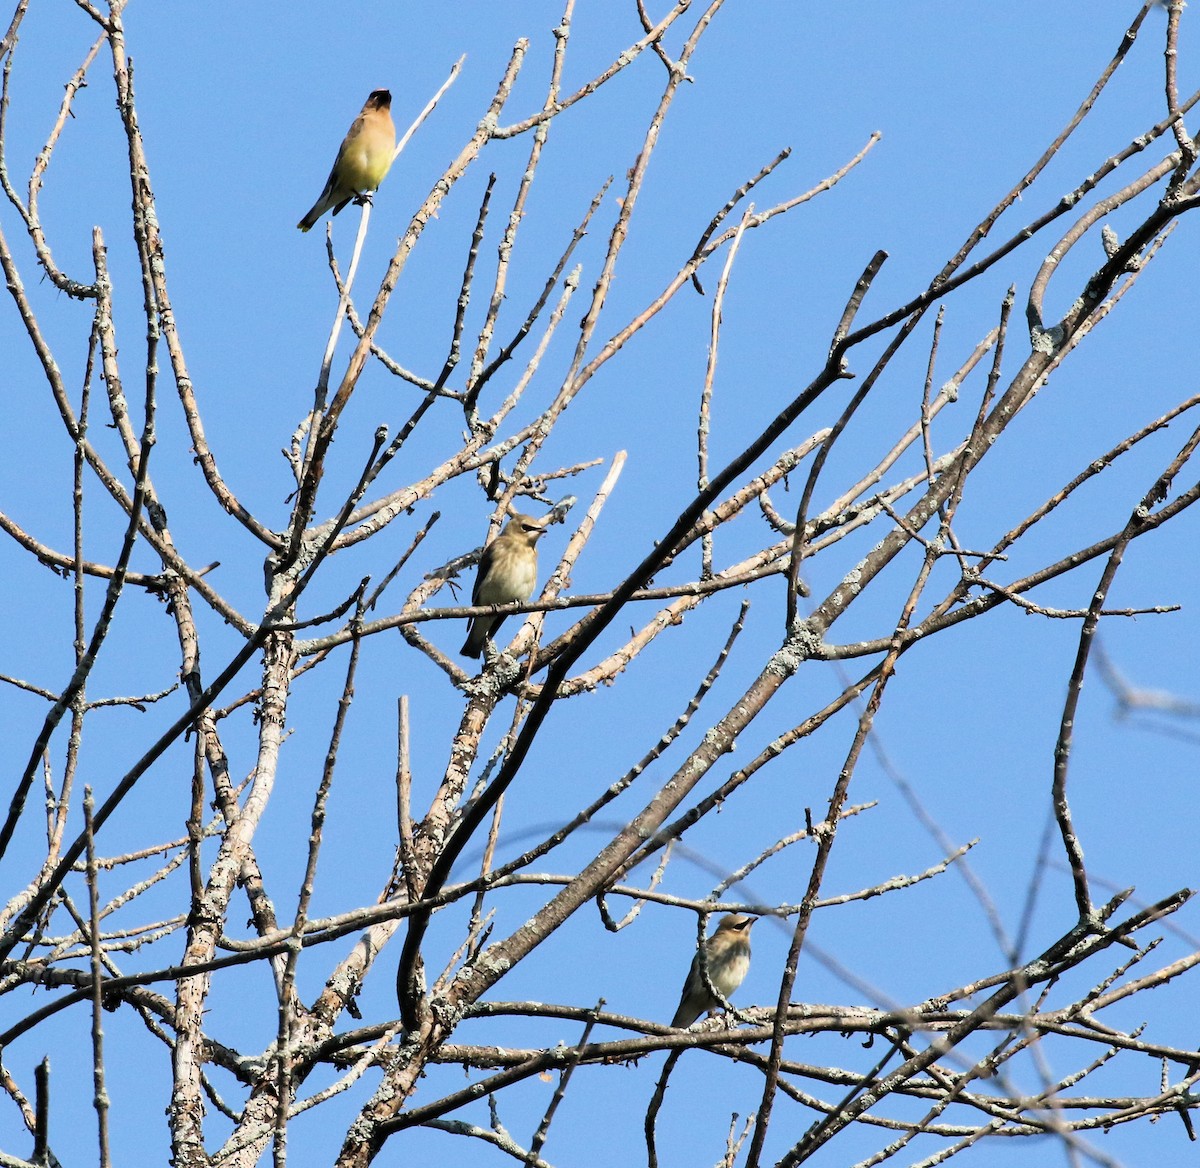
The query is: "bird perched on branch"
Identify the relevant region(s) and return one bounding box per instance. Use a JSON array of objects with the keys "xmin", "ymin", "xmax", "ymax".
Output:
[
  {"xmin": 297, "ymin": 89, "xmax": 395, "ymax": 232},
  {"xmin": 460, "ymin": 512, "xmax": 552, "ymax": 658},
  {"xmin": 671, "ymin": 913, "xmax": 755, "ymax": 1028}
]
